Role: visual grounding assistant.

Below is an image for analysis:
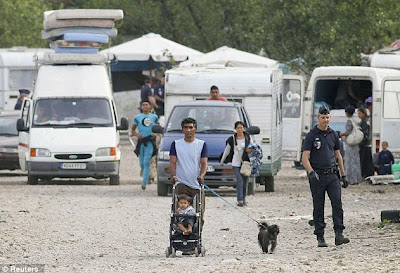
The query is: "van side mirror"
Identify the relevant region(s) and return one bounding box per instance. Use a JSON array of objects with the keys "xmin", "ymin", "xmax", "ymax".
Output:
[
  {"xmin": 117, "ymin": 117, "xmax": 129, "ymax": 131},
  {"xmin": 246, "ymin": 126, "xmax": 260, "ymax": 135},
  {"xmin": 152, "ymin": 124, "xmax": 164, "ymax": 134},
  {"xmin": 16, "ymin": 118, "xmax": 29, "ymax": 132}
]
